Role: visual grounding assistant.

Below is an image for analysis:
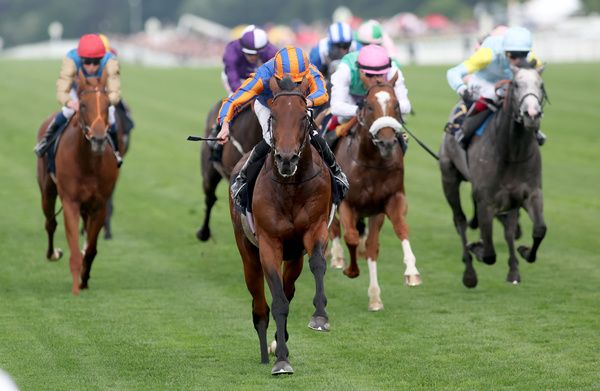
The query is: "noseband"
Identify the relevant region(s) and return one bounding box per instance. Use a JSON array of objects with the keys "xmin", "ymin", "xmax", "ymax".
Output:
[
  {"xmin": 506, "ymin": 75, "xmax": 547, "ymax": 124},
  {"xmin": 357, "ymin": 84, "xmax": 404, "ymax": 145}
]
